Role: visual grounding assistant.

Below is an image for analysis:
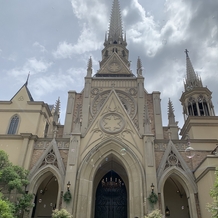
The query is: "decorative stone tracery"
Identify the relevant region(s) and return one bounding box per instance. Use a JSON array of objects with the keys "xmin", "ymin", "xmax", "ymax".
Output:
[
  {"xmin": 91, "ymin": 90, "xmax": 137, "ymax": 119},
  {"xmin": 100, "ymin": 113, "xmax": 125, "ymax": 134},
  {"xmin": 164, "ymin": 151, "xmax": 183, "ymax": 171}
]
